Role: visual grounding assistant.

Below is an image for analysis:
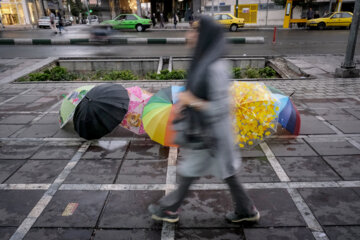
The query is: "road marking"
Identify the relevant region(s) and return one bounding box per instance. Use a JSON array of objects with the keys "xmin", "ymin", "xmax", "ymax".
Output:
[
  {"xmin": 0, "ymin": 89, "xmax": 32, "ymax": 106},
  {"xmin": 260, "ymin": 142, "xmax": 290, "ymax": 182},
  {"xmin": 9, "ymin": 142, "xmax": 90, "ymax": 240},
  {"xmin": 315, "ymin": 116, "xmax": 344, "ymax": 135},
  {"xmin": 0, "ymin": 184, "xmax": 50, "ymax": 190},
  {"xmin": 161, "ymin": 146, "xmax": 178, "ymax": 240},
  {"xmin": 2, "ymin": 180, "xmax": 360, "ymax": 191}
]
